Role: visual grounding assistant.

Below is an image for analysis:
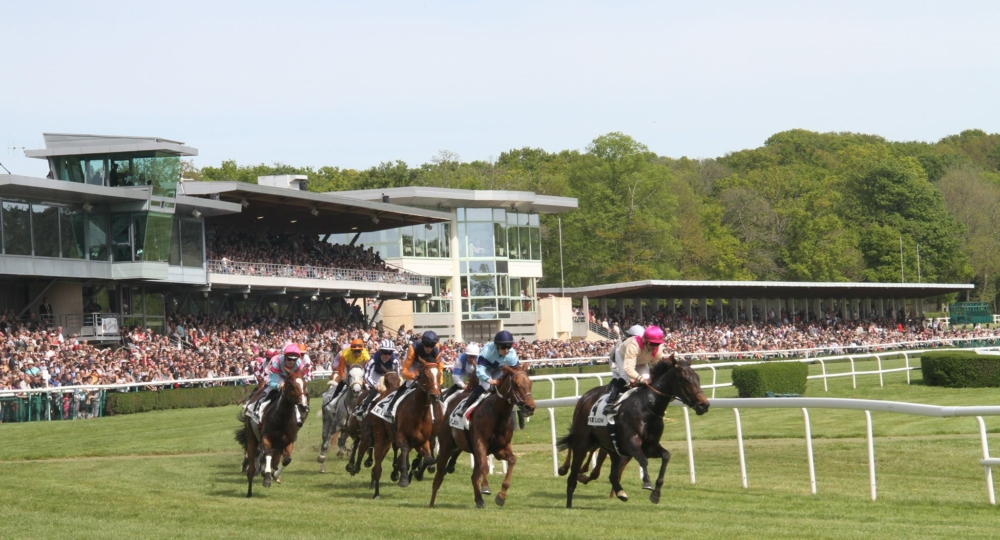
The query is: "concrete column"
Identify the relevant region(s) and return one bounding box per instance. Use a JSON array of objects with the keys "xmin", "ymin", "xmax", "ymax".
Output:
[
  {"xmin": 599, "ymin": 297, "xmax": 608, "ymax": 318},
  {"xmin": 841, "ymin": 298, "xmax": 849, "ymax": 321},
  {"xmin": 450, "ymin": 209, "xmax": 463, "ymax": 342},
  {"xmin": 715, "ymin": 297, "xmax": 723, "ymax": 321},
  {"xmin": 581, "ymin": 295, "xmax": 590, "ymax": 325},
  {"xmin": 683, "ymin": 298, "xmax": 692, "ymax": 318},
  {"xmin": 668, "ymin": 297, "xmax": 676, "ymax": 315},
  {"xmin": 701, "ymin": 297, "xmax": 709, "ymax": 320},
  {"xmin": 732, "ymin": 297, "xmax": 739, "ymax": 320},
  {"xmin": 619, "ymin": 297, "xmax": 626, "ymax": 319},
  {"xmin": 759, "ymin": 297, "xmax": 767, "ymax": 320},
  {"xmin": 649, "ymin": 297, "xmax": 658, "ymax": 317},
  {"xmin": 634, "ymin": 297, "xmax": 643, "ymax": 322}
]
